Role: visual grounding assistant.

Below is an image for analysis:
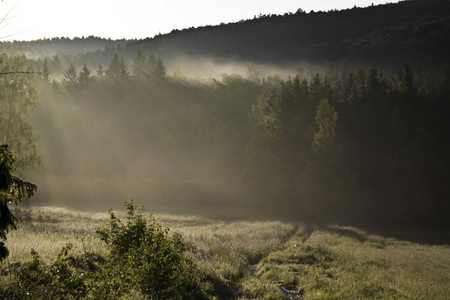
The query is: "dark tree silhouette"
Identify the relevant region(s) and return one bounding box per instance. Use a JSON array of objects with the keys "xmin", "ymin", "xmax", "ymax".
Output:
[{"xmin": 0, "ymin": 145, "xmax": 37, "ymax": 262}]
